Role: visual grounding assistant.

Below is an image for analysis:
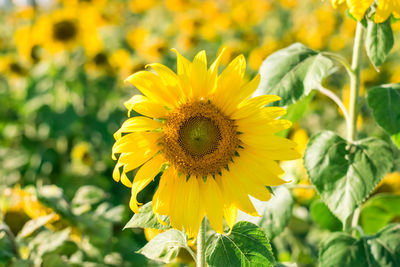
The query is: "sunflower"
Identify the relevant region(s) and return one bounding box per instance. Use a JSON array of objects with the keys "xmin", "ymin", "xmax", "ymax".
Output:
[
  {"xmin": 331, "ymin": 0, "xmax": 400, "ymax": 23},
  {"xmin": 112, "ymin": 49, "xmax": 300, "ymax": 237}
]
